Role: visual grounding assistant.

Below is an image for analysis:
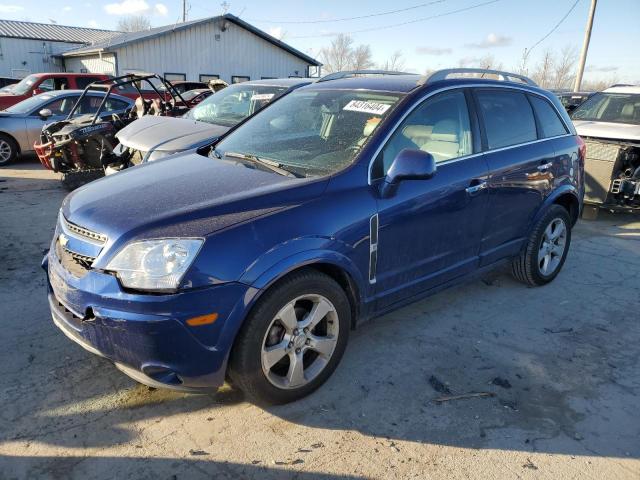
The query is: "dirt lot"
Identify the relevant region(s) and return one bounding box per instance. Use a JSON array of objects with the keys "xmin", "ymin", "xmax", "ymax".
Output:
[{"xmin": 1, "ymin": 159, "xmax": 639, "ymax": 480}]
